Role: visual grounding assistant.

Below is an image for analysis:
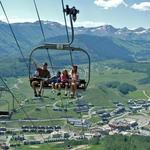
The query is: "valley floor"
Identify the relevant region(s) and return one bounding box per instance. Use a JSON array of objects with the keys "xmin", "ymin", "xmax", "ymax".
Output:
[{"xmin": 0, "ymin": 61, "xmax": 150, "ymax": 149}]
